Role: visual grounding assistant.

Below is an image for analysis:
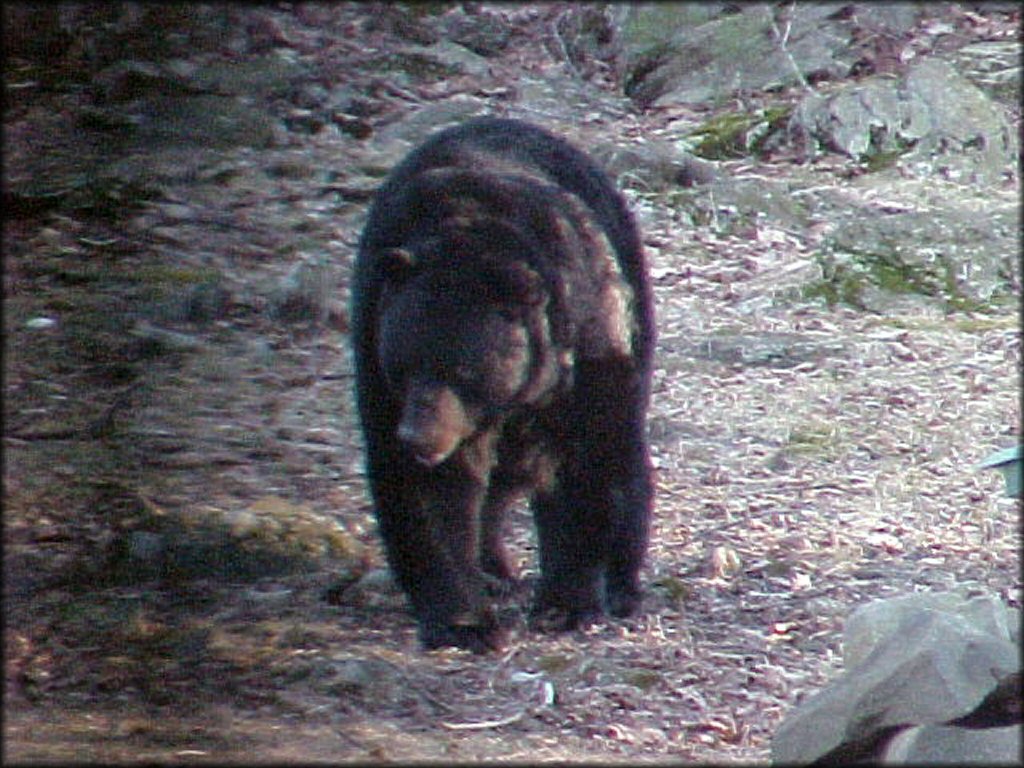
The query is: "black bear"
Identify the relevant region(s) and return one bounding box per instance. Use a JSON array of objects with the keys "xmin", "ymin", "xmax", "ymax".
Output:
[{"xmin": 351, "ymin": 116, "xmax": 654, "ymax": 652}]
